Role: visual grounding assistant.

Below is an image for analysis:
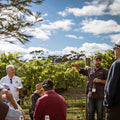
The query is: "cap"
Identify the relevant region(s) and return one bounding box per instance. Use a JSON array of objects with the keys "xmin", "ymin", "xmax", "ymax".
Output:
[
  {"xmin": 34, "ymin": 83, "xmax": 42, "ymax": 94},
  {"xmin": 114, "ymin": 40, "xmax": 120, "ymax": 48},
  {"xmin": 94, "ymin": 55, "xmax": 102, "ymax": 60},
  {"xmin": 42, "ymin": 79, "xmax": 54, "ymax": 88}
]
